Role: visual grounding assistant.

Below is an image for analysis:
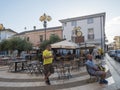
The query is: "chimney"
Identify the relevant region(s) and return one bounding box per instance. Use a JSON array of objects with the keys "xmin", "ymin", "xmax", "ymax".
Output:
[{"xmin": 33, "ymin": 26, "xmax": 36, "ymax": 30}]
